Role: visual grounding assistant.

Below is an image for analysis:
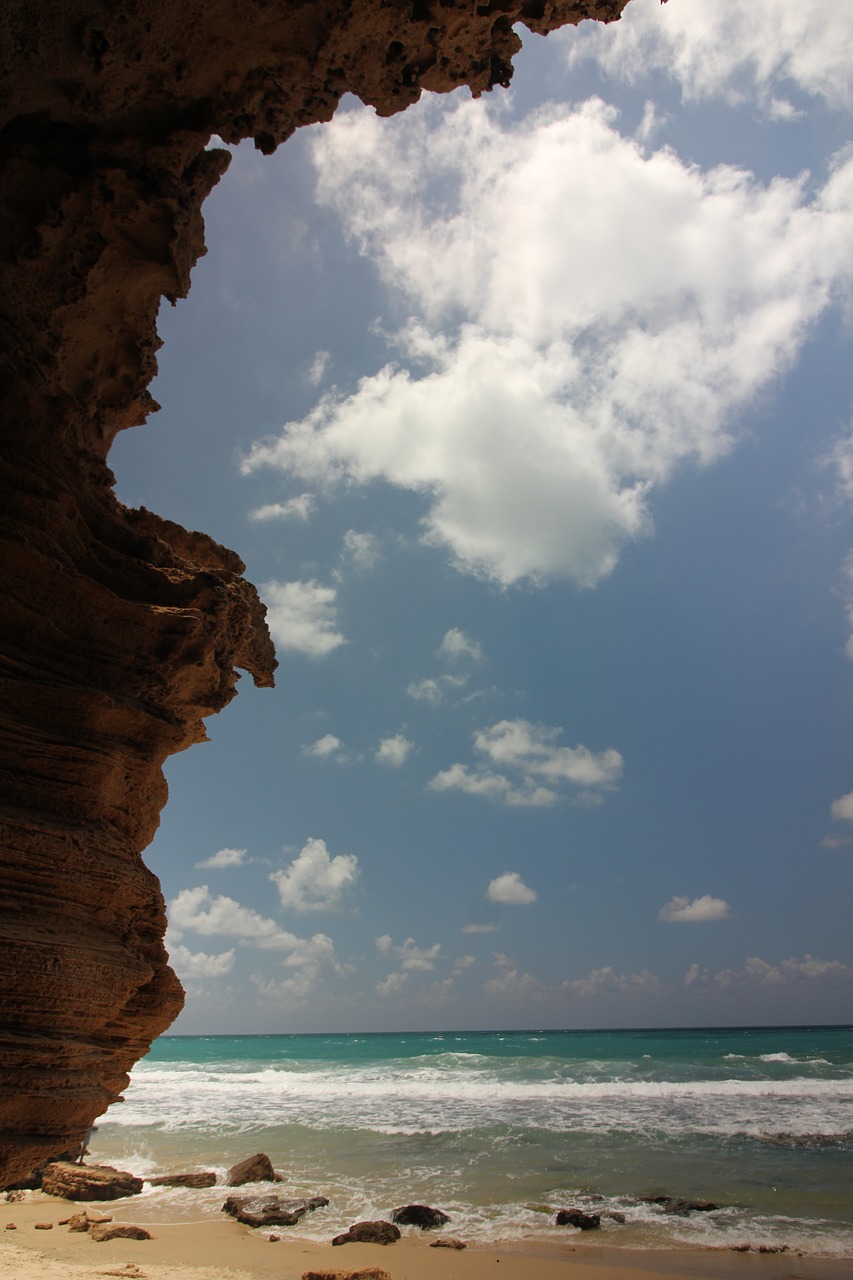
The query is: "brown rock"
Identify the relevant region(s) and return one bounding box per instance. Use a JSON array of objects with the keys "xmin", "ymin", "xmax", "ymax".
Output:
[
  {"xmin": 89, "ymin": 1224, "xmax": 152, "ymax": 1242},
  {"xmin": 42, "ymin": 1162, "xmax": 144, "ymax": 1201},
  {"xmin": 226, "ymin": 1153, "xmax": 280, "ymax": 1186},
  {"xmin": 65, "ymin": 1213, "xmax": 92, "ymax": 1232},
  {"xmin": 148, "ymin": 1172, "xmax": 216, "ymax": 1188},
  {"xmin": 430, "ymin": 1237, "xmax": 466, "ymax": 1249},
  {"xmin": 223, "ymin": 1194, "xmax": 329, "ymax": 1227},
  {"xmin": 331, "ymin": 1221, "xmax": 401, "ymax": 1246},
  {"xmin": 34, "ymin": 1222, "xmax": 53, "ymax": 1229},
  {"xmin": 0, "ymin": 0, "xmax": 628, "ymax": 1192},
  {"xmin": 4, "ymin": 1223, "xmax": 16, "ymax": 1230}
]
